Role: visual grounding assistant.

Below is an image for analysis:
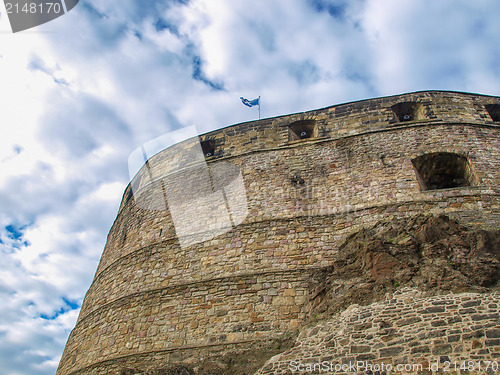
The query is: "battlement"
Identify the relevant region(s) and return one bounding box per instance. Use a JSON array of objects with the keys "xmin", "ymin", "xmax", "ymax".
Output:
[
  {"xmin": 57, "ymin": 91, "xmax": 500, "ymax": 375},
  {"xmin": 123, "ymin": 91, "xmax": 499, "ymax": 200},
  {"xmin": 194, "ymin": 90, "xmax": 500, "ymax": 158}
]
